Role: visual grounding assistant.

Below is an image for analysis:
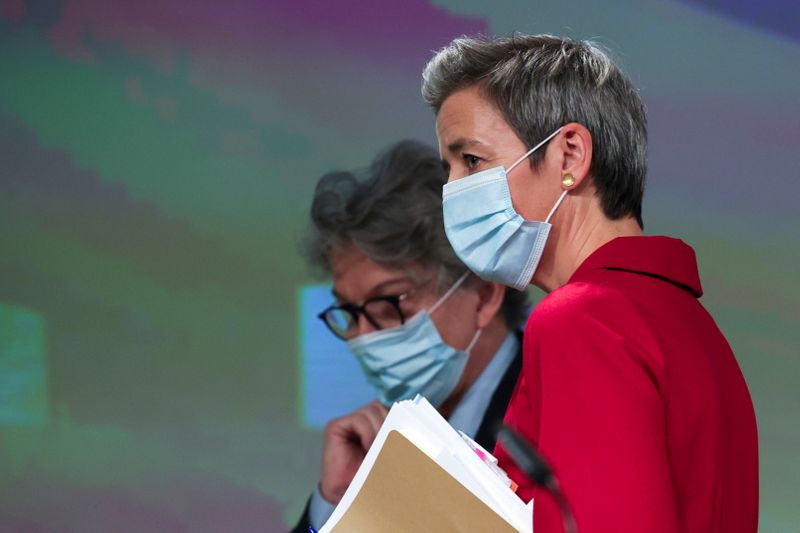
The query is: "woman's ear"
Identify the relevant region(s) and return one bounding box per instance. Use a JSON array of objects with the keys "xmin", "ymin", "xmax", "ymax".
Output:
[
  {"xmin": 555, "ymin": 122, "xmax": 593, "ymax": 191},
  {"xmin": 475, "ymin": 280, "xmax": 506, "ymax": 329}
]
